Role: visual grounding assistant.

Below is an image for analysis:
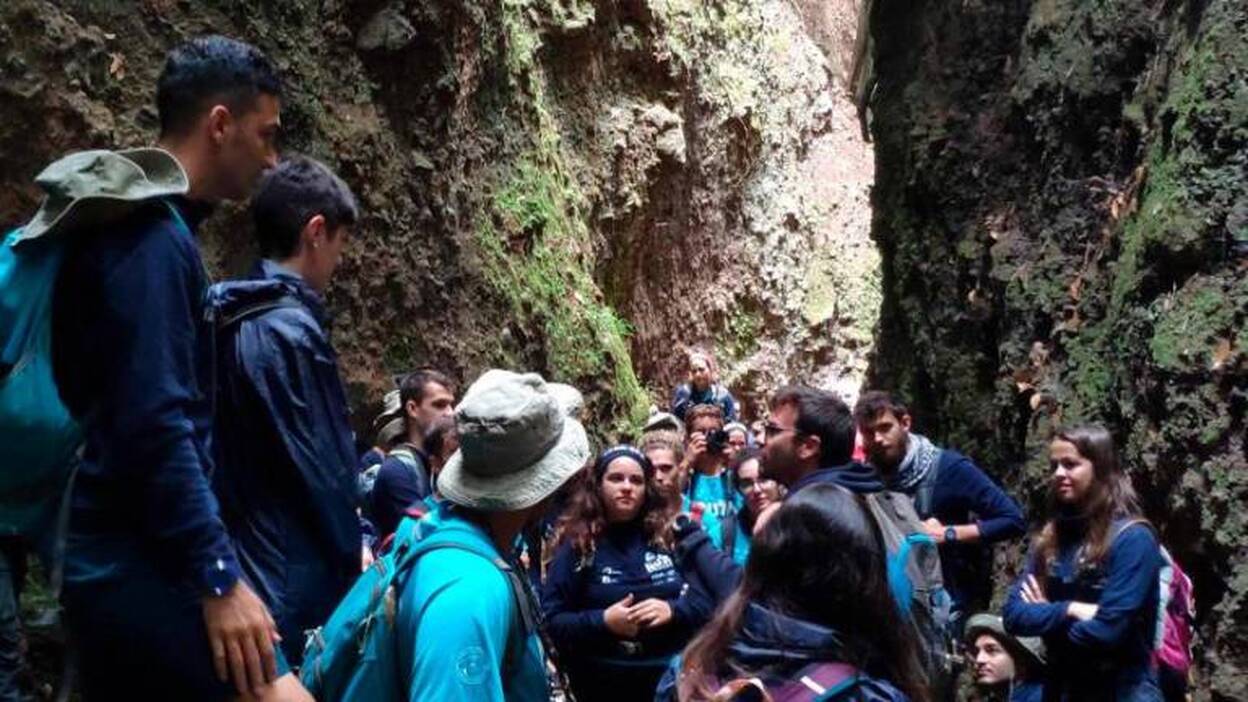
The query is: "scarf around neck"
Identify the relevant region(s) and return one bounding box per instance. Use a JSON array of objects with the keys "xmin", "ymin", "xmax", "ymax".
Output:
[{"xmin": 888, "ymin": 432, "xmax": 939, "ymax": 493}]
